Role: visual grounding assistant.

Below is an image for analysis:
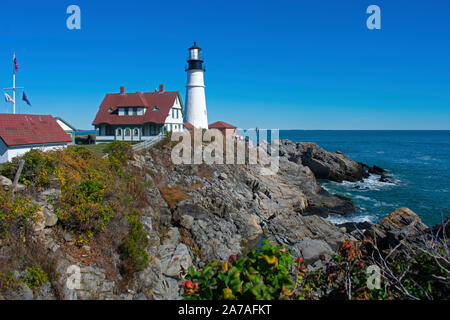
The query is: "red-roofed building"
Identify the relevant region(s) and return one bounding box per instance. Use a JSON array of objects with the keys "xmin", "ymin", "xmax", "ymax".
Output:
[
  {"xmin": 183, "ymin": 122, "xmax": 194, "ymax": 130},
  {"xmin": 208, "ymin": 121, "xmax": 237, "ymax": 139},
  {"xmin": 0, "ymin": 114, "xmax": 72, "ymax": 163},
  {"xmin": 92, "ymin": 85, "xmax": 184, "ymax": 143}
]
